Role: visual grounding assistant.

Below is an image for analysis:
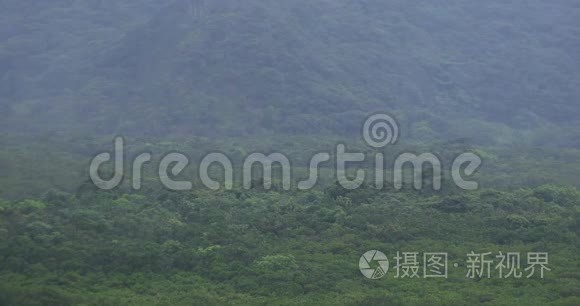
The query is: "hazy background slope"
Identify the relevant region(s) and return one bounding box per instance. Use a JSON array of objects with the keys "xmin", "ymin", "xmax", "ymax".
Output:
[{"xmin": 0, "ymin": 0, "xmax": 579, "ymax": 145}]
